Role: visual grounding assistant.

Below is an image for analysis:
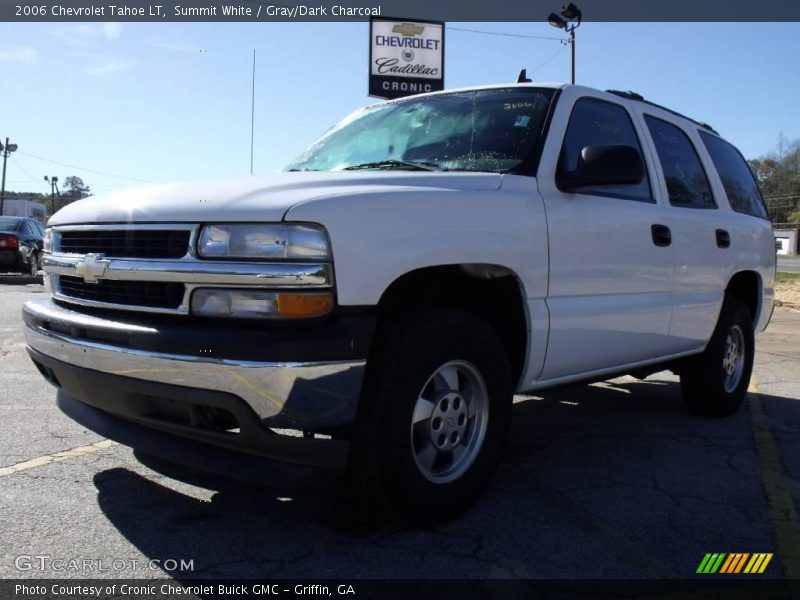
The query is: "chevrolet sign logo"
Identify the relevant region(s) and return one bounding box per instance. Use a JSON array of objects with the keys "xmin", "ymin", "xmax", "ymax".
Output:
[
  {"xmin": 392, "ymin": 23, "xmax": 425, "ymax": 36},
  {"xmin": 74, "ymin": 253, "xmax": 110, "ymax": 284}
]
